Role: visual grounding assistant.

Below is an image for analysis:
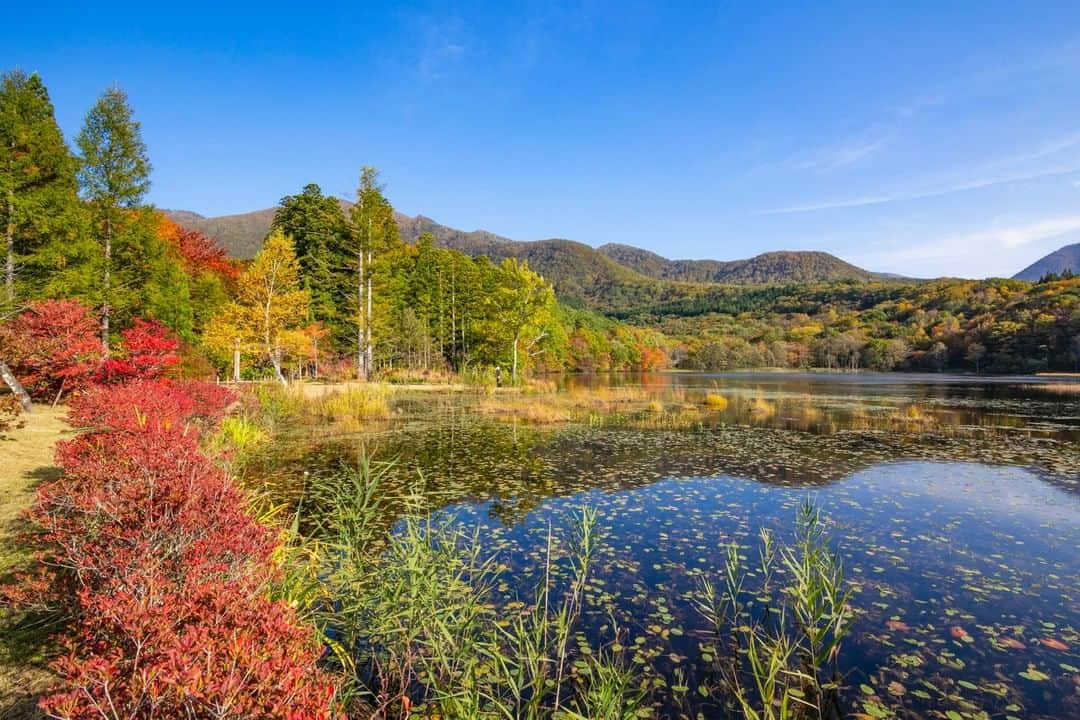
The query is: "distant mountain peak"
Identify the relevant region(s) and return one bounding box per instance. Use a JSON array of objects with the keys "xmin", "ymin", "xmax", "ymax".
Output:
[{"xmin": 1014, "ymin": 242, "xmax": 1080, "ymax": 280}]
